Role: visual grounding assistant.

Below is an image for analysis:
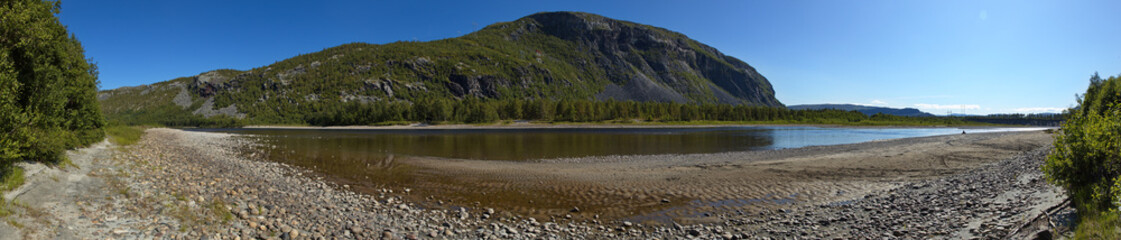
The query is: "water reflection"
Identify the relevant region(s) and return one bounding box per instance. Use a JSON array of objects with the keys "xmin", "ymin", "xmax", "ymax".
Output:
[
  {"xmin": 199, "ymin": 126, "xmax": 1026, "ymax": 161},
  {"xmin": 193, "ymin": 126, "xmax": 1039, "ymax": 222},
  {"xmin": 211, "ymin": 127, "xmax": 779, "ymax": 161}
]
